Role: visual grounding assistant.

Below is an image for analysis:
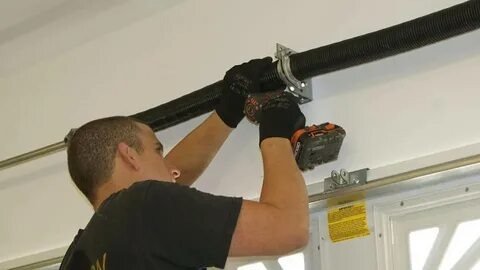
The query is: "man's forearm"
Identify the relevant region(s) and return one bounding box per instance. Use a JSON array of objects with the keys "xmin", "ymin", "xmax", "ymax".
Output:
[
  {"xmin": 260, "ymin": 139, "xmax": 308, "ymax": 211},
  {"xmin": 165, "ymin": 112, "xmax": 233, "ymax": 186},
  {"xmin": 259, "ymin": 138, "xmax": 309, "ymax": 237}
]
